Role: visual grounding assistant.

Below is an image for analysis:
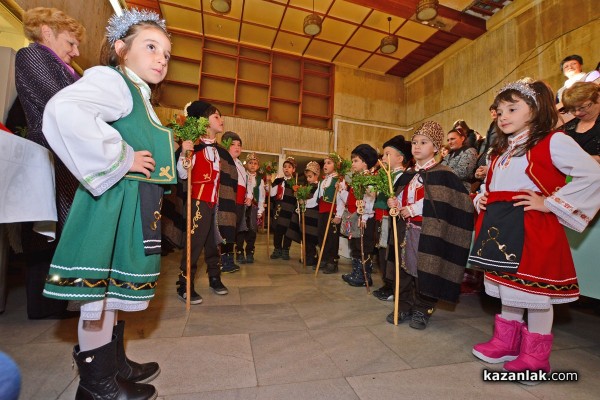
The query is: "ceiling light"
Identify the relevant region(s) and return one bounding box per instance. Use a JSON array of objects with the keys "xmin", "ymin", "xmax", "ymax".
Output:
[
  {"xmin": 303, "ymin": 0, "xmax": 322, "ymax": 36},
  {"xmin": 380, "ymin": 17, "xmax": 398, "ymax": 54},
  {"xmin": 210, "ymin": 0, "xmax": 231, "ymax": 14},
  {"xmin": 416, "ymin": 0, "xmax": 439, "ymax": 22}
]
